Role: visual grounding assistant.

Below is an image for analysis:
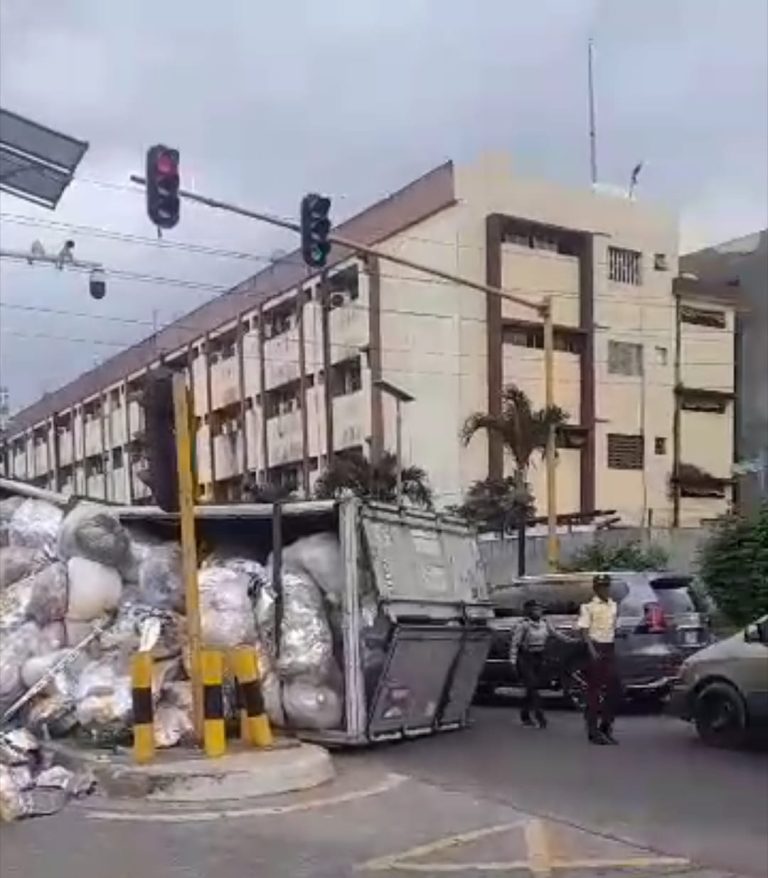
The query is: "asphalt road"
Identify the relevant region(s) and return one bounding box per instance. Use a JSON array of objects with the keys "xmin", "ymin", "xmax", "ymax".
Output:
[
  {"xmin": 1, "ymin": 706, "xmax": 765, "ymax": 878},
  {"xmin": 365, "ymin": 703, "xmax": 768, "ymax": 878}
]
